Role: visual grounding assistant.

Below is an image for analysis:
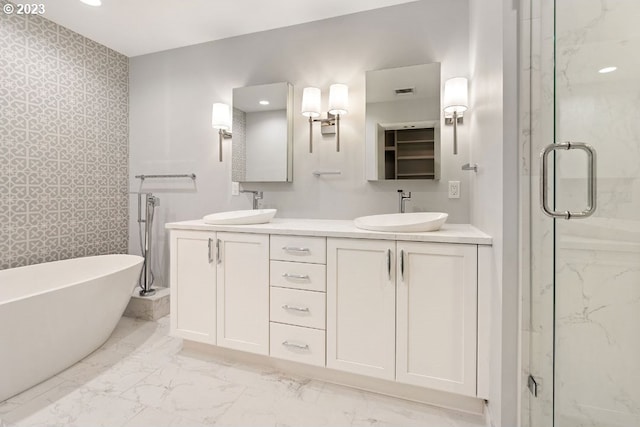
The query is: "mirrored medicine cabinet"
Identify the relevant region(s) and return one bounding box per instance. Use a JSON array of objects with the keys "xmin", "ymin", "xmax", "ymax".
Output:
[
  {"xmin": 232, "ymin": 82, "xmax": 293, "ymax": 183},
  {"xmin": 365, "ymin": 63, "xmax": 441, "ymax": 181}
]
